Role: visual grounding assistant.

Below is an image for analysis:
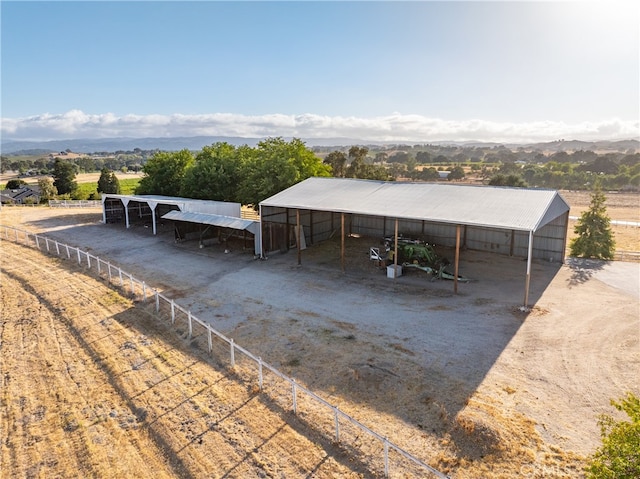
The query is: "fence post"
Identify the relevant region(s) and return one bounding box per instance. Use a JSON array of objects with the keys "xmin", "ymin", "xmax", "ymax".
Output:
[
  {"xmin": 142, "ymin": 281, "xmax": 147, "ymax": 302},
  {"xmin": 64, "ymin": 243, "xmax": 69, "ymax": 258},
  {"xmin": 35, "ymin": 235, "xmax": 40, "ymax": 249},
  {"xmin": 86, "ymin": 251, "xmax": 91, "ymax": 269},
  {"xmin": 292, "ymin": 379, "xmax": 298, "ymax": 415},
  {"xmin": 97, "ymin": 257, "xmax": 101, "ymax": 274},
  {"xmin": 107, "ymin": 262, "xmax": 112, "ymax": 282},
  {"xmin": 334, "ymin": 407, "xmax": 340, "ymax": 442},
  {"xmin": 45, "ymin": 237, "xmax": 50, "ymax": 252},
  {"xmin": 258, "ymin": 357, "xmax": 263, "ymax": 391},
  {"xmin": 230, "ymin": 339, "xmax": 235, "ymax": 368},
  {"xmin": 171, "ymin": 300, "xmax": 175, "ymax": 324},
  {"xmin": 77, "ymin": 248, "xmax": 81, "ymax": 264},
  {"xmin": 207, "ymin": 327, "xmax": 212, "ymax": 353},
  {"xmin": 118, "ymin": 268, "xmax": 123, "ymax": 287},
  {"xmin": 384, "ymin": 437, "xmax": 389, "ymax": 478},
  {"xmin": 188, "ymin": 311, "xmax": 192, "ymax": 339},
  {"xmin": 130, "ymin": 275, "xmax": 135, "ymax": 296},
  {"xmin": 55, "ymin": 241, "xmax": 60, "ymax": 256},
  {"xmin": 155, "ymin": 290, "xmax": 159, "ymax": 312}
]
